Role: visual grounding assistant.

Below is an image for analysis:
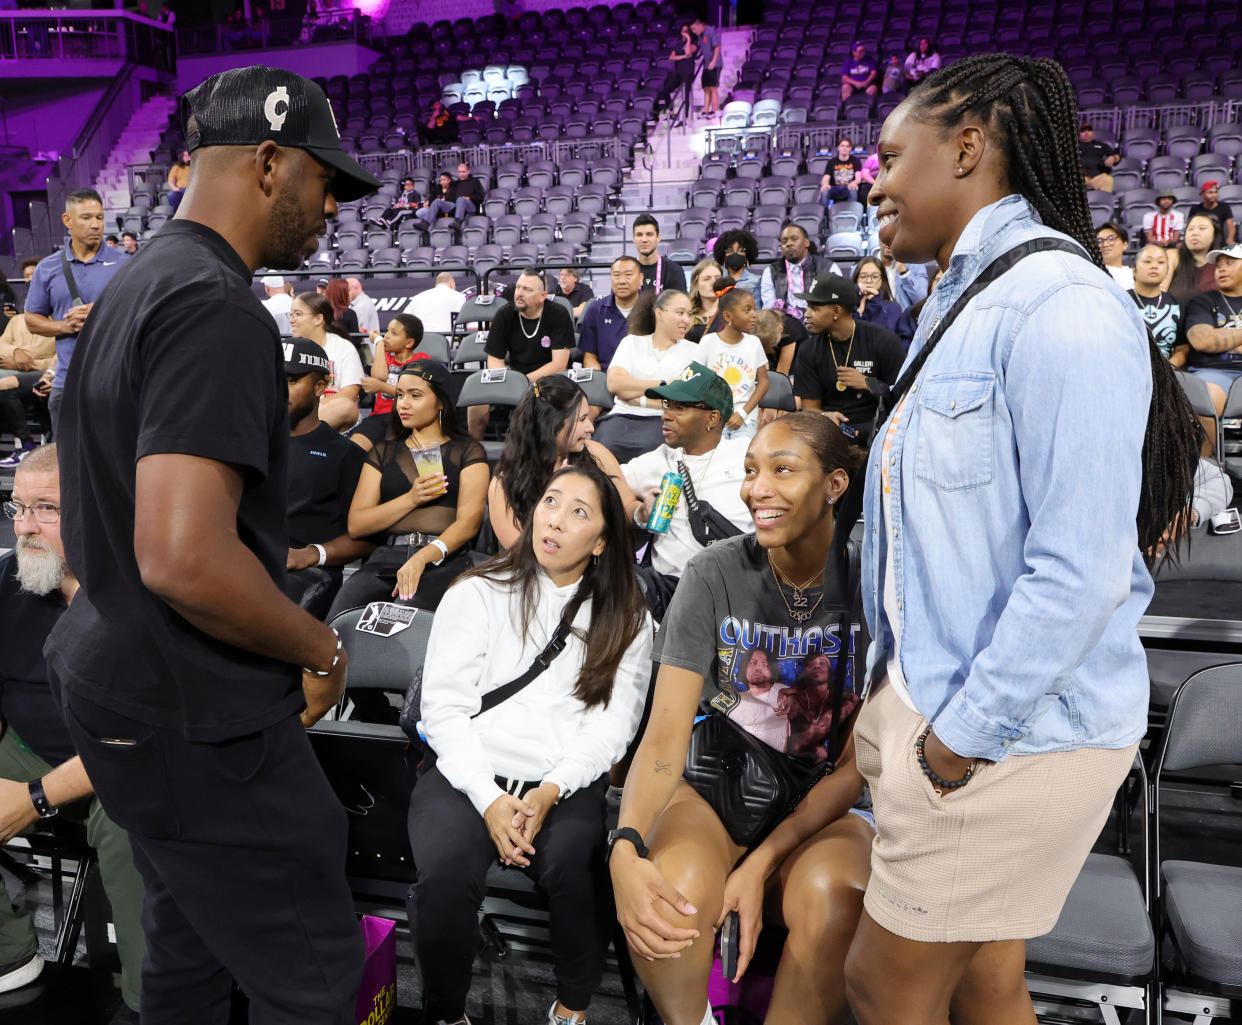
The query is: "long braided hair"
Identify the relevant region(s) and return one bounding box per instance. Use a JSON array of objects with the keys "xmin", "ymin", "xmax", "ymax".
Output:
[{"xmin": 908, "ymin": 54, "xmax": 1200, "ymax": 564}]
